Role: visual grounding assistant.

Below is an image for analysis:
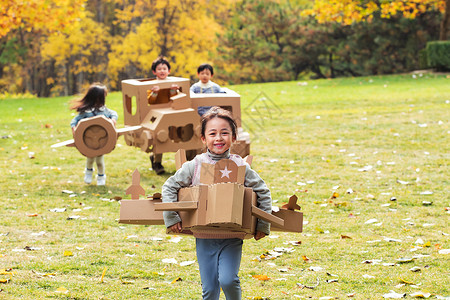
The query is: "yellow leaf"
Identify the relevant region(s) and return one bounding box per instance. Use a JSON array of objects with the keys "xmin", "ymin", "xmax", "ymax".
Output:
[
  {"xmin": 63, "ymin": 250, "xmax": 73, "ymax": 257},
  {"xmin": 398, "ymin": 276, "xmax": 414, "ymax": 284},
  {"xmin": 100, "ymin": 267, "xmax": 107, "ymax": 283},
  {"xmin": 252, "ymin": 274, "xmax": 270, "ymax": 281},
  {"xmin": 55, "ymin": 286, "xmax": 68, "ymax": 293},
  {"xmin": 171, "ymin": 277, "xmax": 182, "ymax": 284},
  {"xmin": 302, "ymin": 255, "xmax": 311, "ymax": 262}
]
